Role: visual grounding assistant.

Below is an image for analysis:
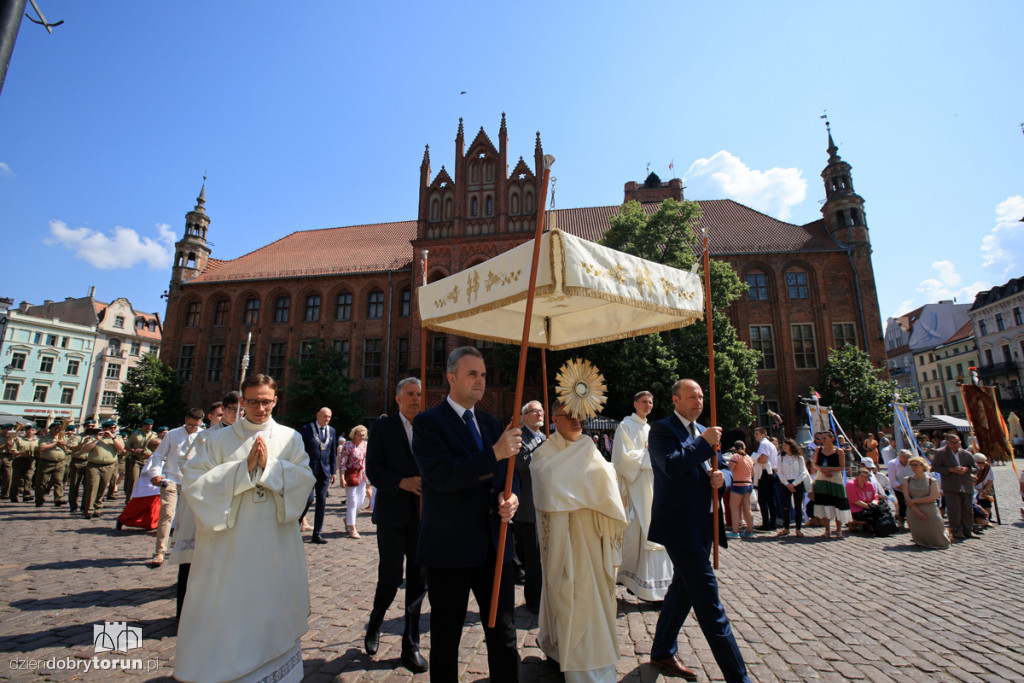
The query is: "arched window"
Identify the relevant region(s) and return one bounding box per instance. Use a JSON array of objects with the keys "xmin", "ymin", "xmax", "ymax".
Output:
[
  {"xmin": 213, "ymin": 299, "xmax": 229, "ymax": 326},
  {"xmin": 243, "ymin": 298, "xmax": 260, "ymax": 325},
  {"xmin": 470, "ymin": 197, "xmax": 478, "ymax": 217},
  {"xmin": 304, "ymin": 294, "xmax": 321, "ymax": 322},
  {"xmin": 335, "ymin": 292, "xmax": 352, "ymax": 321},
  {"xmin": 273, "ymin": 296, "xmax": 290, "ymax": 324},
  {"xmin": 367, "ymin": 290, "xmax": 385, "ymax": 319},
  {"xmin": 185, "ymin": 301, "xmax": 201, "ymax": 327},
  {"xmin": 430, "ymin": 197, "xmax": 440, "ymax": 221},
  {"xmin": 486, "ymin": 196, "xmax": 493, "ymax": 216},
  {"xmin": 785, "ymin": 271, "xmax": 809, "ymax": 299}
]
